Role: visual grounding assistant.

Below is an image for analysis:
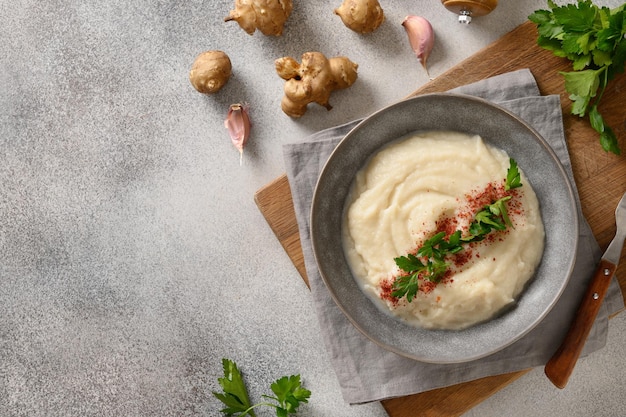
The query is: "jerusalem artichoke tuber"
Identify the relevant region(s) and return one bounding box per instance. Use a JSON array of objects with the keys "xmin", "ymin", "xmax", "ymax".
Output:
[
  {"xmin": 189, "ymin": 50, "xmax": 232, "ymax": 94},
  {"xmin": 225, "ymin": 0, "xmax": 293, "ymax": 36},
  {"xmin": 275, "ymin": 52, "xmax": 358, "ymax": 118},
  {"xmin": 334, "ymin": 0, "xmax": 384, "ymax": 34}
]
